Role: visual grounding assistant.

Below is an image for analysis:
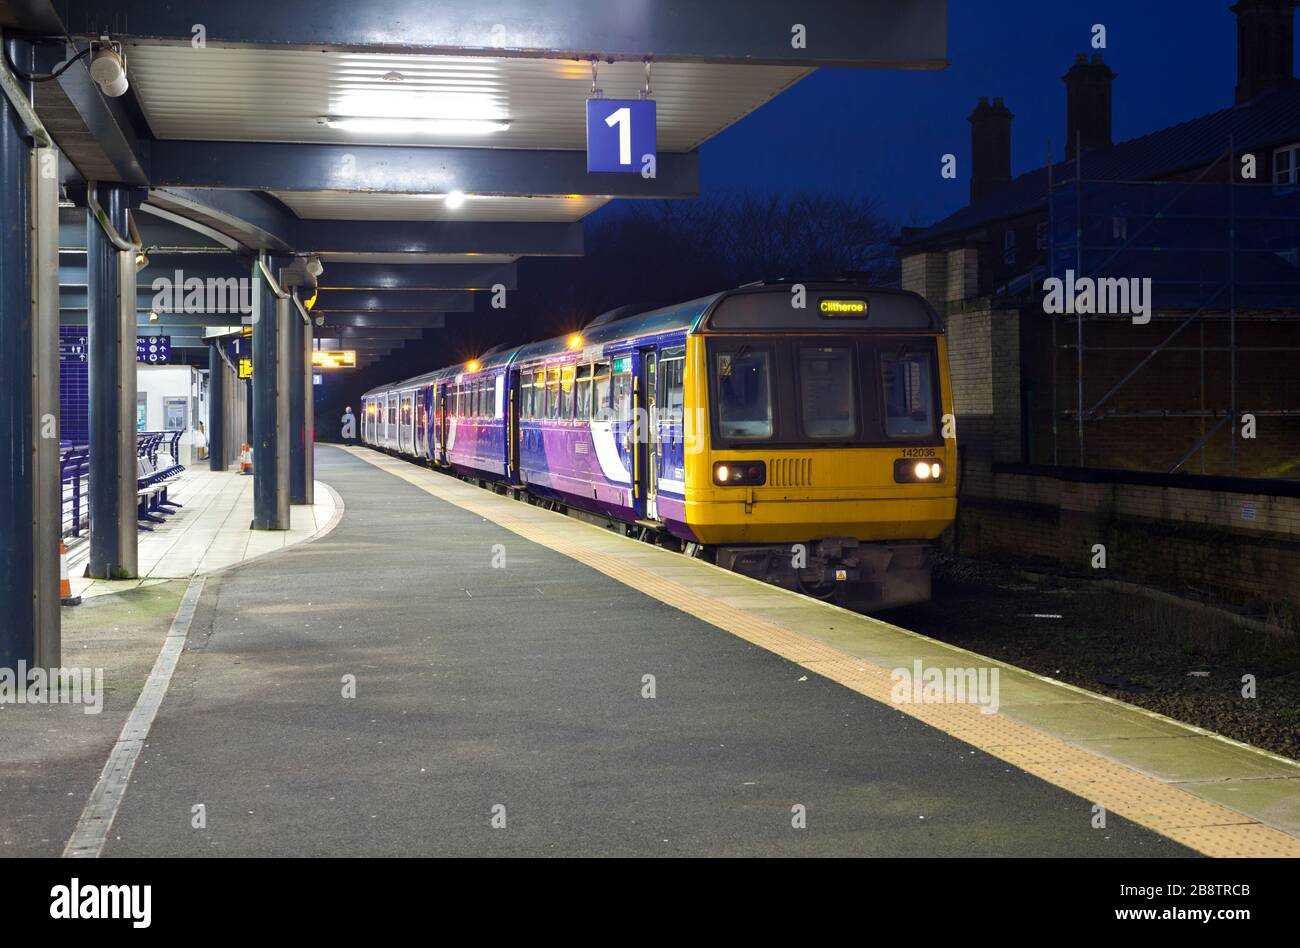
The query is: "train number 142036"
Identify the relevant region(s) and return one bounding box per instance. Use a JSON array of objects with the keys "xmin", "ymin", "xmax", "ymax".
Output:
[{"xmin": 899, "ymin": 447, "xmax": 936, "ymax": 459}]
